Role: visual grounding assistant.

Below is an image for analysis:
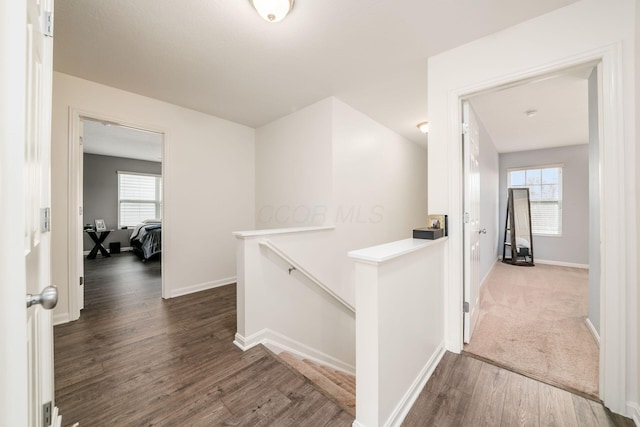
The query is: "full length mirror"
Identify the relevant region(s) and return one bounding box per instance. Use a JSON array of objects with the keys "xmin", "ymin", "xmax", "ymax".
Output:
[{"xmin": 503, "ymin": 188, "xmax": 535, "ymax": 266}]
